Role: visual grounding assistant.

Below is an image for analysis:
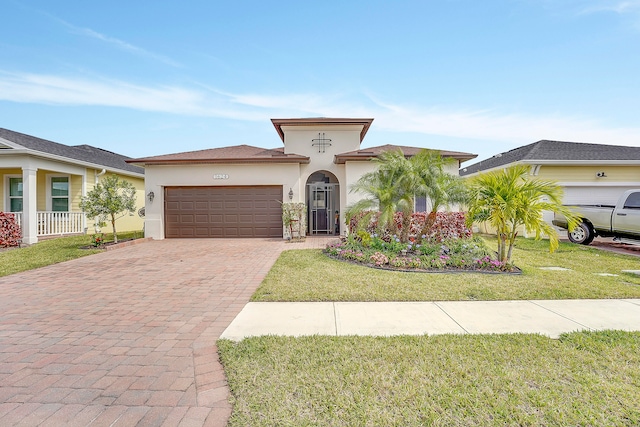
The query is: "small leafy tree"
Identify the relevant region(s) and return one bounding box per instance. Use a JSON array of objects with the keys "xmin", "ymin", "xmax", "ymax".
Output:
[
  {"xmin": 80, "ymin": 174, "xmax": 137, "ymax": 244},
  {"xmin": 466, "ymin": 165, "xmax": 580, "ymax": 263},
  {"xmin": 282, "ymin": 202, "xmax": 307, "ymax": 239}
]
